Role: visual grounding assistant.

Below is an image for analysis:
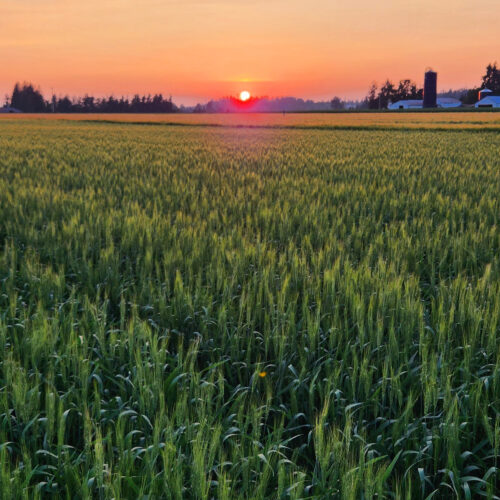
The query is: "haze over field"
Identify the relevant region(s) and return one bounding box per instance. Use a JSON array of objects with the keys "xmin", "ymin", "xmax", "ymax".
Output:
[{"xmin": 1, "ymin": 0, "xmax": 499, "ymax": 104}]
